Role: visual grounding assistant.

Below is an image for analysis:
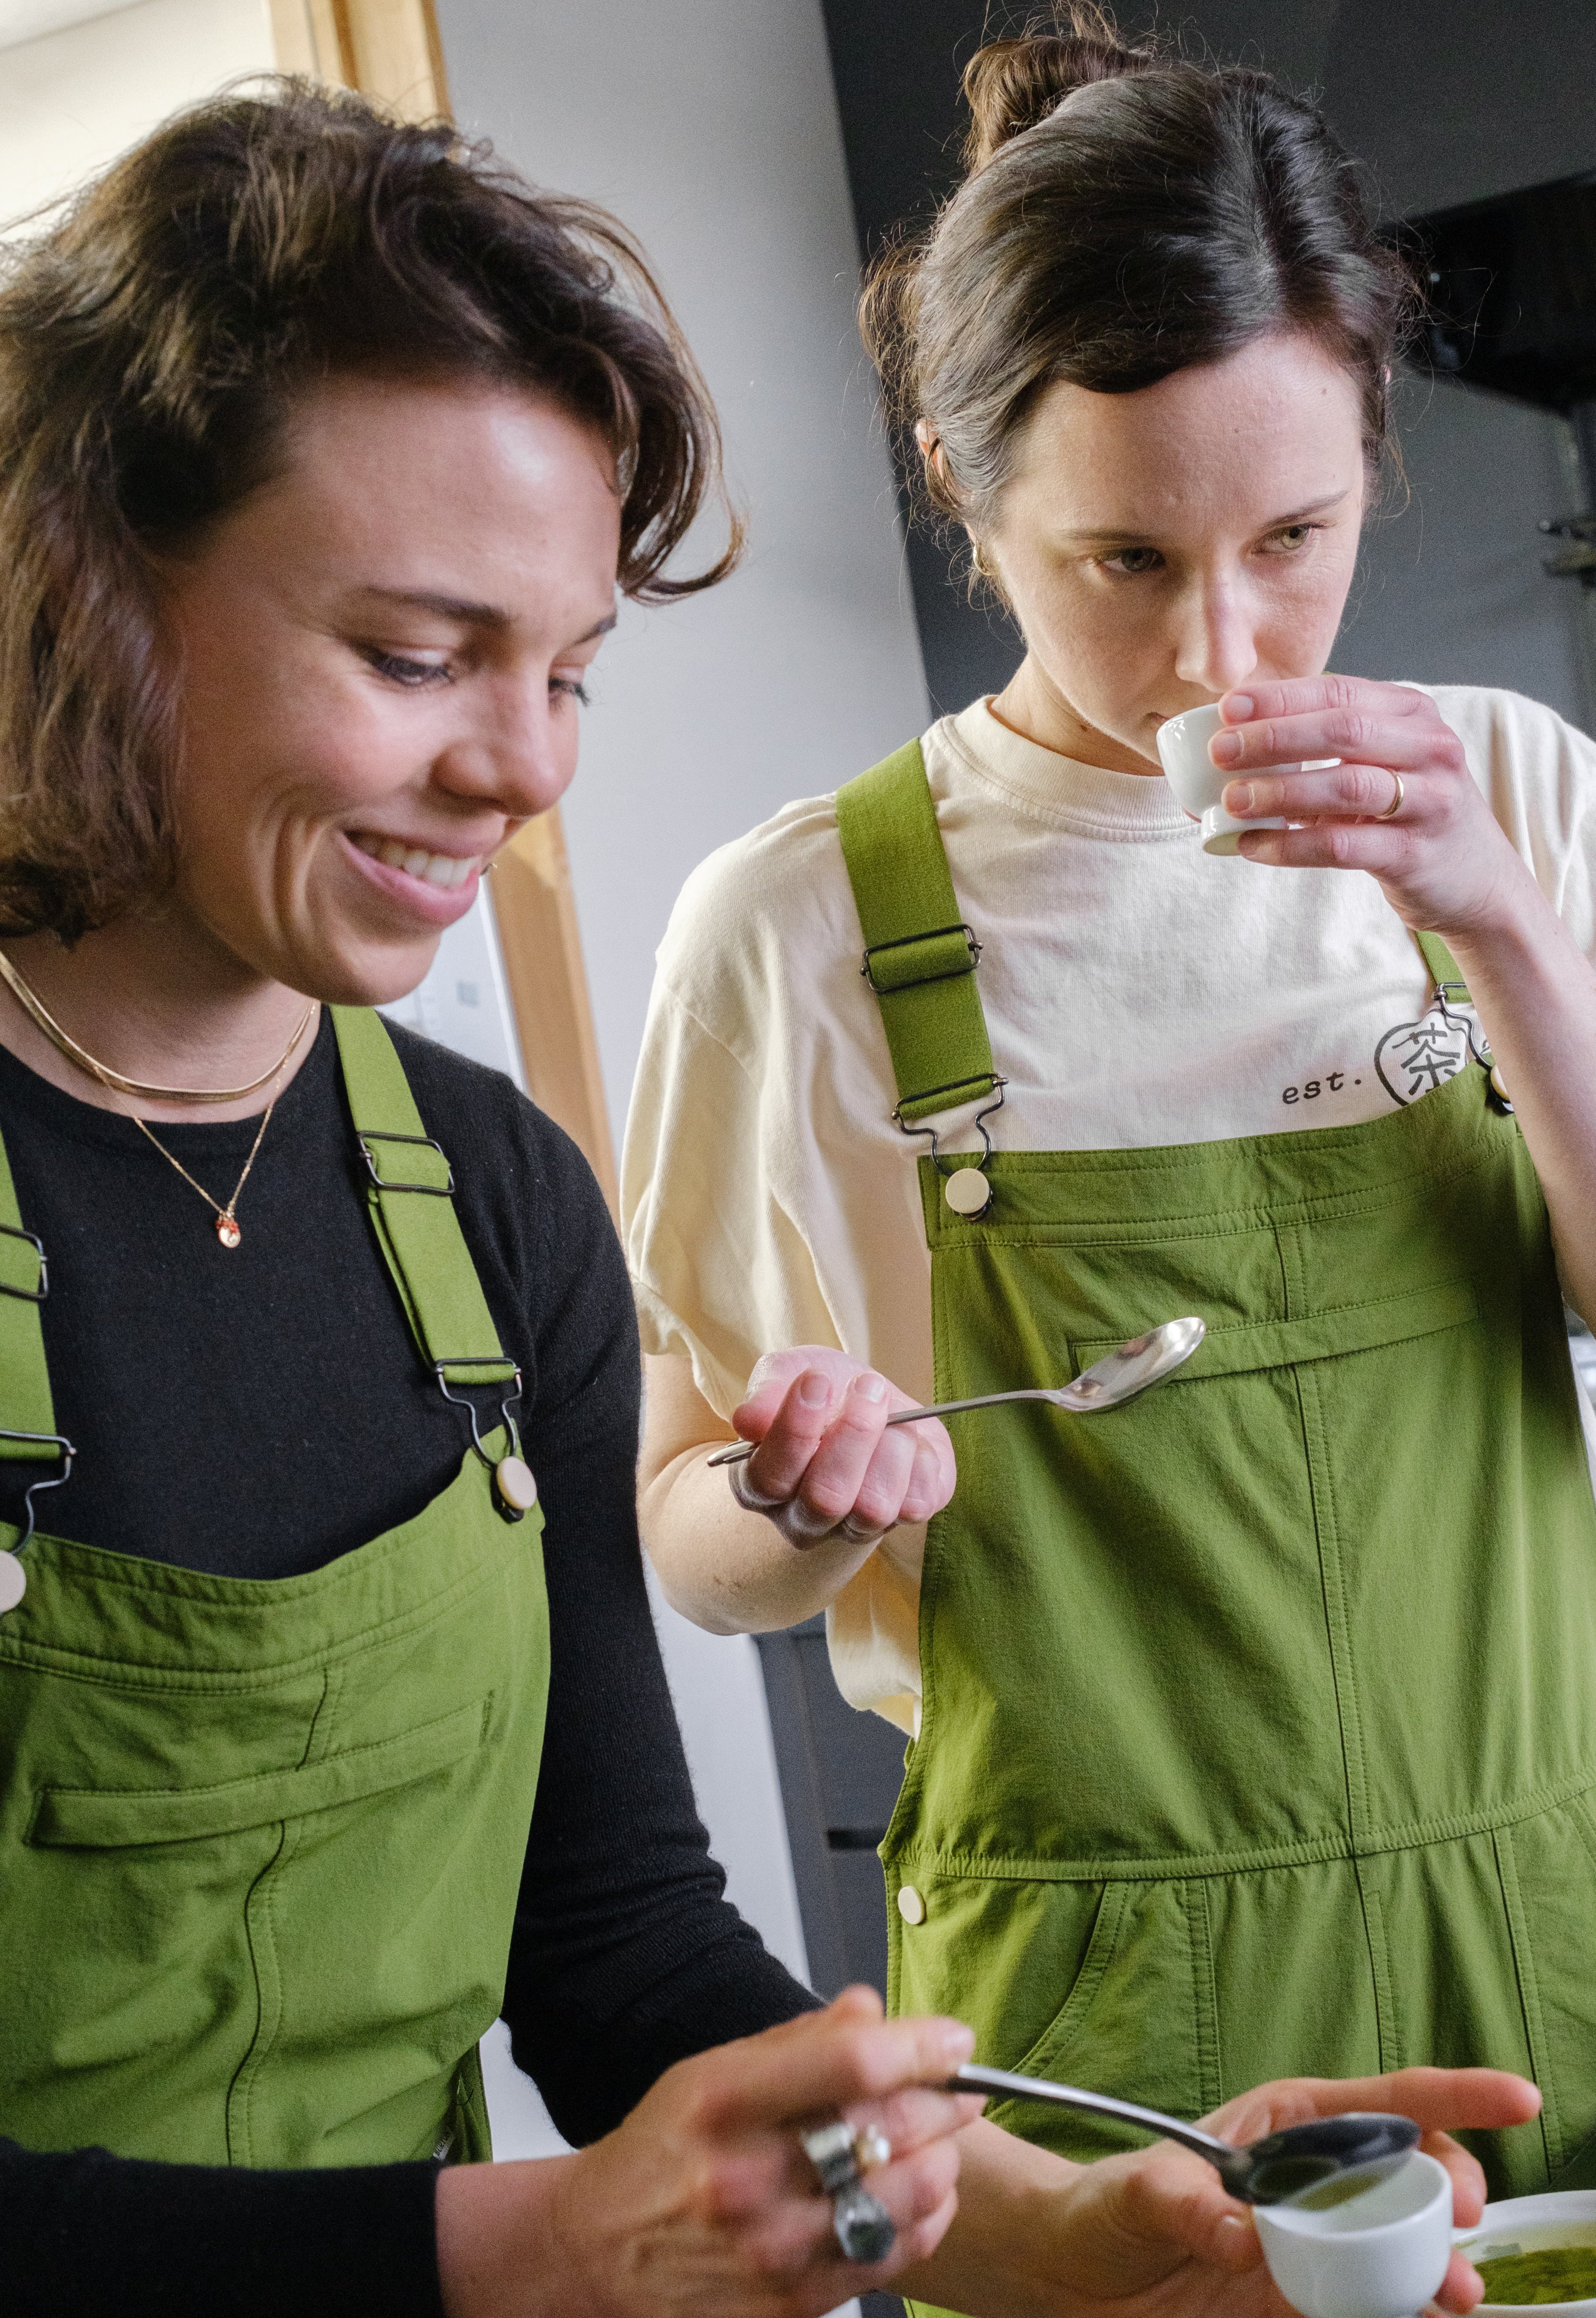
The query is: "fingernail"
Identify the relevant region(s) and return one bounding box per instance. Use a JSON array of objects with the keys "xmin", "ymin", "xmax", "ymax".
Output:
[
  {"xmin": 1227, "ymin": 781, "xmax": 1254, "ymax": 814},
  {"xmin": 1224, "ymin": 693, "xmax": 1254, "ymax": 720},
  {"xmin": 799, "ymin": 1371, "xmax": 832, "ymax": 1408},
  {"xmin": 852, "ymin": 1372, "xmax": 886, "ymax": 1403},
  {"xmin": 1211, "ymin": 730, "xmax": 1242, "ymax": 763},
  {"xmin": 938, "ymin": 2022, "xmax": 976, "ymax": 2063}
]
